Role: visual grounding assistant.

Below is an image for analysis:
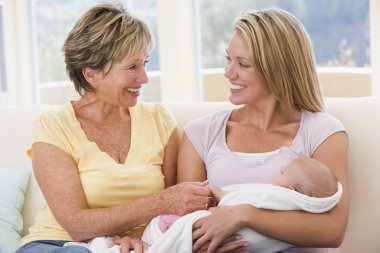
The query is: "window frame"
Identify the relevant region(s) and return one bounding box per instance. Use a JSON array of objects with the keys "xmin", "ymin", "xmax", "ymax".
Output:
[{"xmin": 1, "ymin": 0, "xmax": 379, "ymax": 105}]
